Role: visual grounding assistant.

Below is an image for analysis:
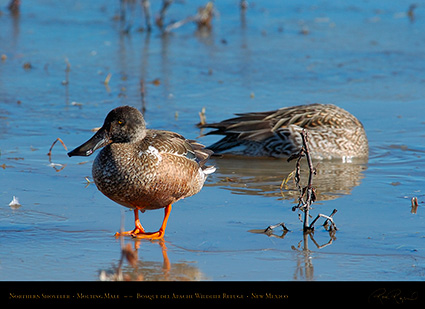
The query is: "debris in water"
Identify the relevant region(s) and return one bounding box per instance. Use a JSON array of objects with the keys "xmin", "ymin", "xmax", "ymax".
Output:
[
  {"xmin": 23, "ymin": 62, "xmax": 32, "ymax": 70},
  {"xmin": 9, "ymin": 196, "xmax": 21, "ymax": 208},
  {"xmin": 407, "ymin": 4, "xmax": 417, "ymax": 23},
  {"xmin": 198, "ymin": 107, "xmax": 206, "ymax": 126},
  {"xmin": 151, "ymin": 78, "xmax": 161, "ymax": 86},
  {"xmin": 164, "ymin": 2, "xmax": 215, "ymax": 33},
  {"xmin": 62, "ymin": 58, "xmax": 71, "ymax": 85},
  {"xmin": 104, "ymin": 73, "xmax": 112, "ymax": 85},
  {"xmin": 47, "ymin": 138, "xmax": 68, "ymax": 172},
  {"xmin": 411, "ymin": 197, "xmax": 418, "ymax": 214},
  {"xmin": 8, "ymin": 0, "xmax": 20, "ymax": 15}
]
